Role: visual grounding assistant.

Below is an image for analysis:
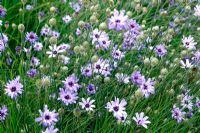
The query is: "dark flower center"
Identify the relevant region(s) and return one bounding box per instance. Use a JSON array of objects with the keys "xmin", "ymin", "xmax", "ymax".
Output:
[
  {"xmin": 113, "ymin": 106, "xmax": 119, "ymax": 112},
  {"xmin": 0, "ymin": 112, "xmax": 4, "ymax": 117},
  {"xmin": 102, "ymin": 41, "xmax": 106, "ymax": 44},
  {"xmin": 95, "ymin": 34, "xmax": 99, "ymax": 38},
  {"xmin": 96, "ymin": 65, "xmax": 101, "ymax": 69},
  {"xmin": 65, "ymin": 95, "xmax": 70, "ymax": 100},
  {"xmin": 116, "ymin": 20, "xmax": 120, "ymax": 23},
  {"xmin": 29, "ymin": 34, "xmax": 35, "ymax": 39},
  {"xmin": 11, "ymin": 87, "xmax": 16, "ymax": 92},
  {"xmin": 45, "ymin": 115, "xmax": 50, "ymax": 120},
  {"xmin": 68, "ymin": 81, "xmax": 74, "ymax": 87},
  {"xmin": 185, "ymin": 42, "xmax": 189, "ymax": 45},
  {"xmin": 53, "ymin": 50, "xmax": 57, "ymax": 54},
  {"xmin": 85, "ymin": 103, "xmax": 90, "ymax": 108},
  {"xmin": 85, "ymin": 69, "xmax": 89, "ymax": 73},
  {"xmin": 158, "ymin": 49, "xmax": 162, "ymax": 52},
  {"xmin": 143, "ymin": 85, "xmax": 148, "ymax": 90},
  {"xmin": 131, "ymin": 24, "xmax": 135, "ymax": 28}
]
